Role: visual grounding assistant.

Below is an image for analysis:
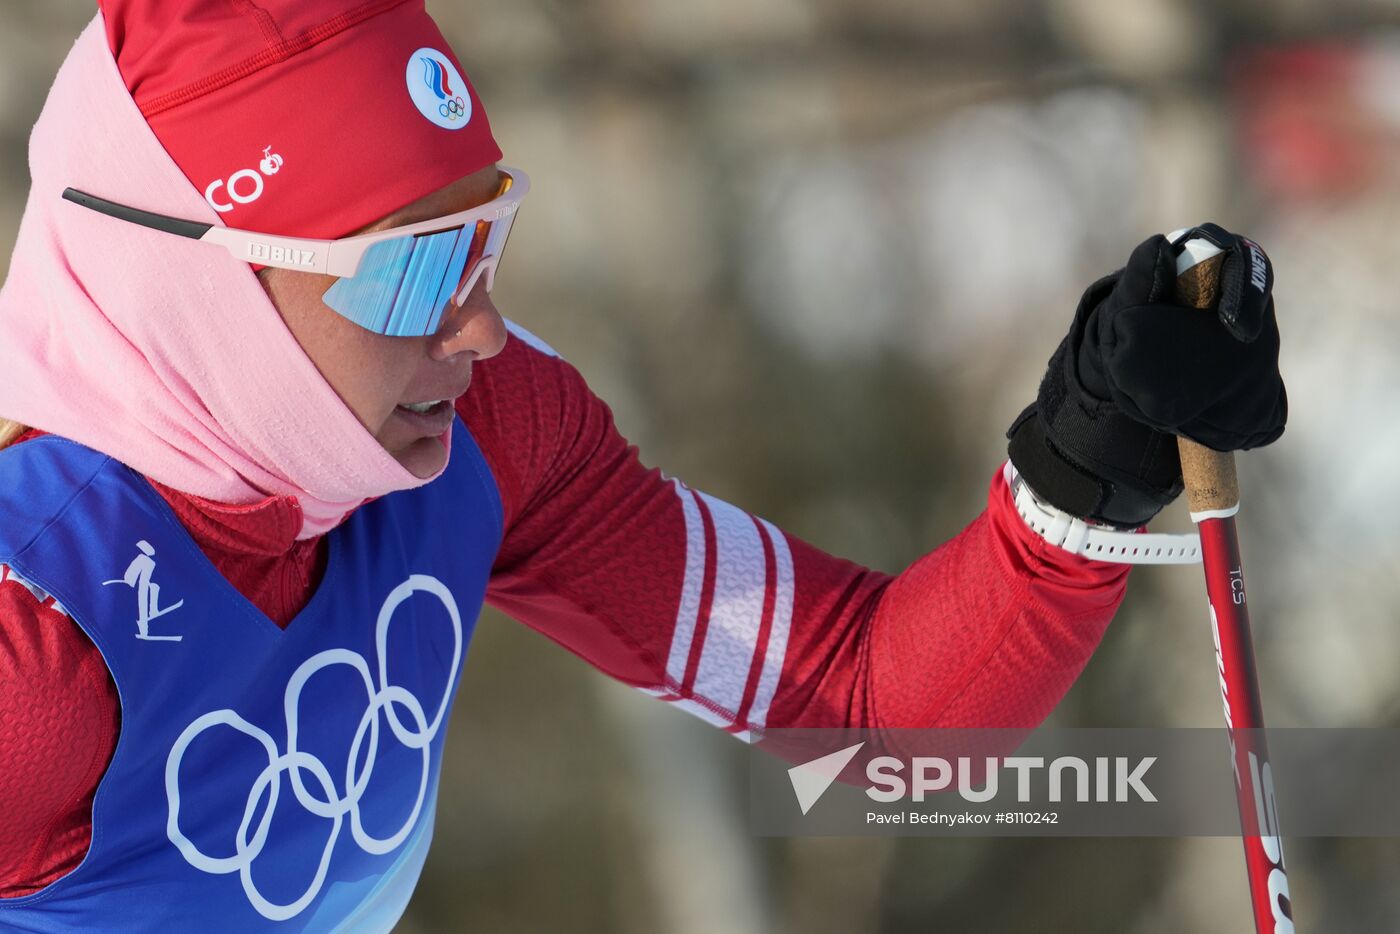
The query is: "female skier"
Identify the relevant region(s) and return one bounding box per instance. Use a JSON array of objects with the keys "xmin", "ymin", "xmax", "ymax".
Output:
[{"xmin": 0, "ymin": 1, "xmax": 1286, "ymax": 930}]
